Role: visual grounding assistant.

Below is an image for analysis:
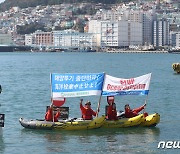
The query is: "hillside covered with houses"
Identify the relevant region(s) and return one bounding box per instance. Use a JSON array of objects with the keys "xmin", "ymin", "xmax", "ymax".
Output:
[
  {"xmin": 0, "ymin": 0, "xmax": 131, "ymax": 12},
  {"xmin": 0, "ymin": 0, "xmax": 180, "ymax": 52}
]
